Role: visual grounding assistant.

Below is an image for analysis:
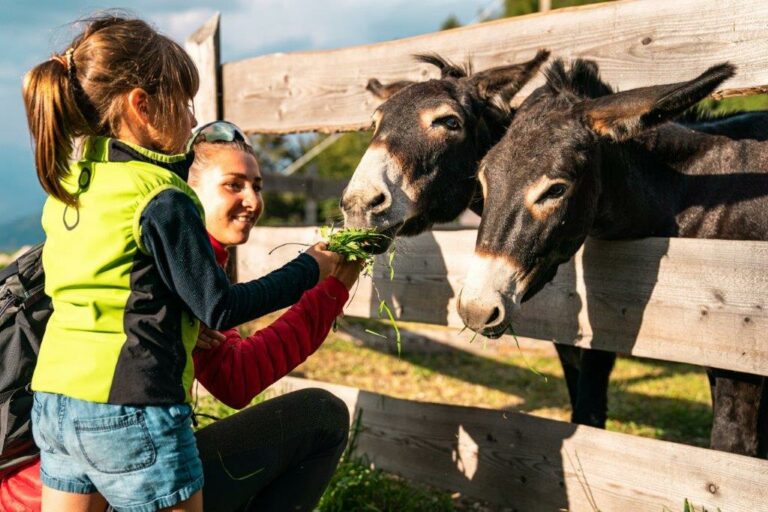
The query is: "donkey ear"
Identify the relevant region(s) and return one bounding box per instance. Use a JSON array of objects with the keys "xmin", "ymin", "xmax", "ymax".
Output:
[
  {"xmin": 470, "ymin": 49, "xmax": 550, "ymax": 106},
  {"xmin": 366, "ymin": 78, "xmax": 414, "ymax": 100},
  {"xmin": 577, "ymin": 63, "xmax": 736, "ymax": 141}
]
